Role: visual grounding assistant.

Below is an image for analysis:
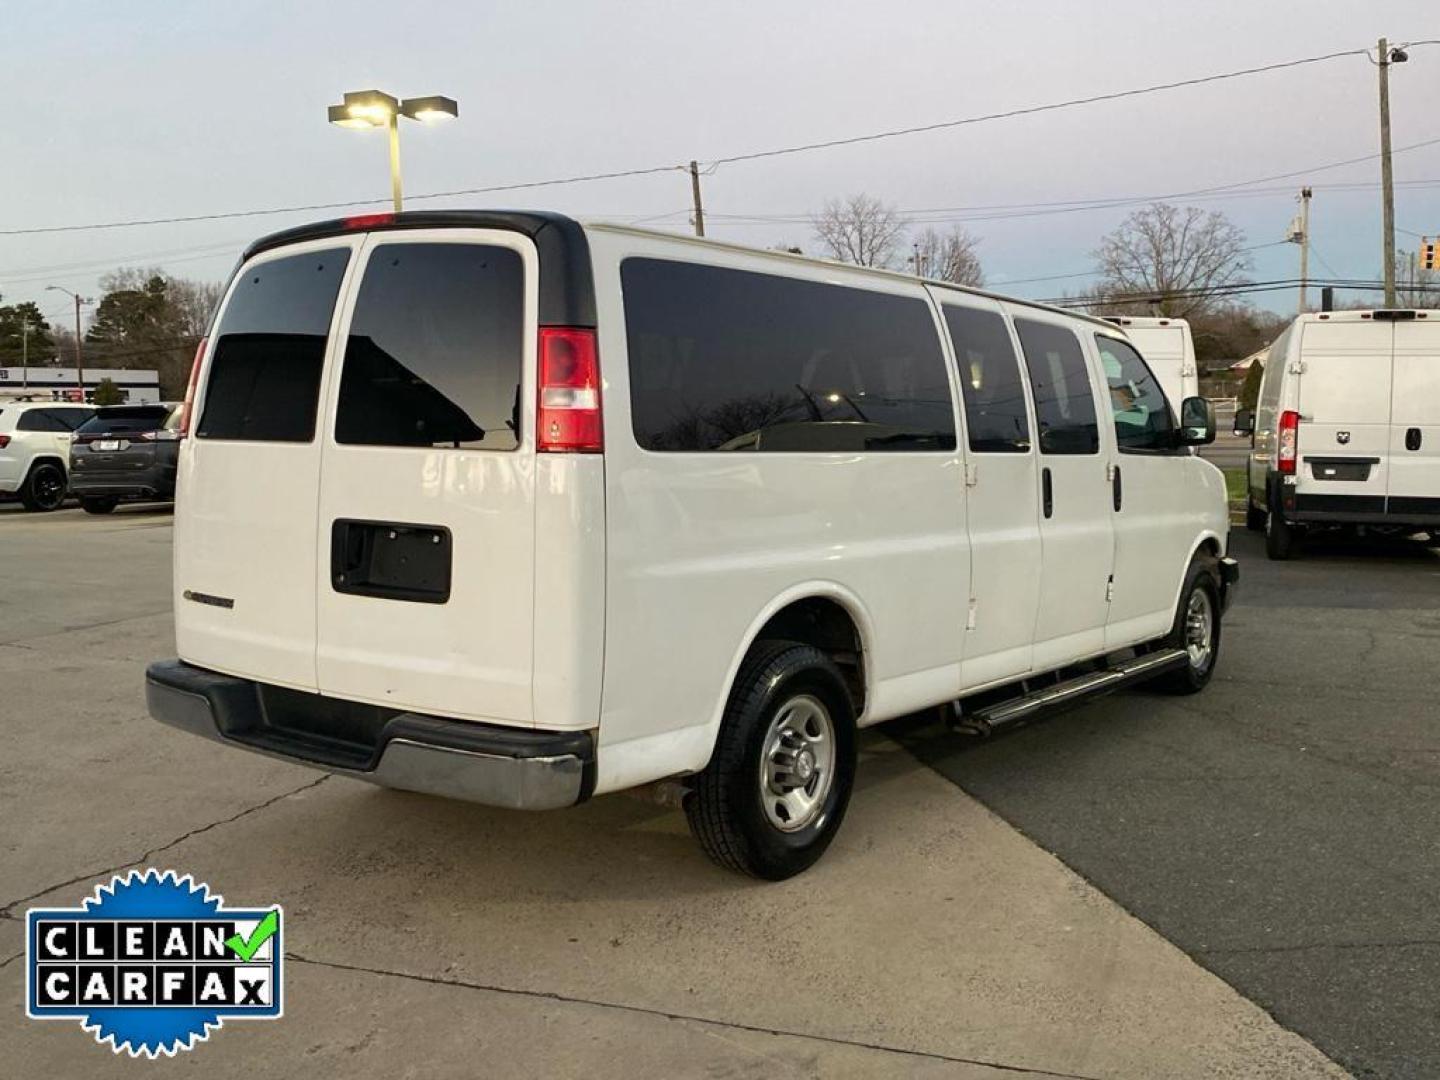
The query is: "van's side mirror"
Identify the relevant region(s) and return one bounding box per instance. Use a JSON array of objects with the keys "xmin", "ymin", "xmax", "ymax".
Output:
[
  {"xmin": 1232, "ymin": 408, "xmax": 1255, "ymax": 437},
  {"xmin": 1178, "ymin": 396, "xmax": 1216, "ymax": 446}
]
